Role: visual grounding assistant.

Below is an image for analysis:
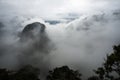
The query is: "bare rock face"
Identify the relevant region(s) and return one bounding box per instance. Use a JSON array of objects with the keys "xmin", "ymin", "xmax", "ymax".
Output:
[
  {"xmin": 0, "ymin": 22, "xmax": 4, "ymax": 28},
  {"xmin": 21, "ymin": 22, "xmax": 46, "ymax": 41},
  {"xmin": 20, "ymin": 22, "xmax": 51, "ymax": 54},
  {"xmin": 17, "ymin": 22, "xmax": 53, "ymax": 69},
  {"xmin": 0, "ymin": 22, "xmax": 4, "ymax": 35}
]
